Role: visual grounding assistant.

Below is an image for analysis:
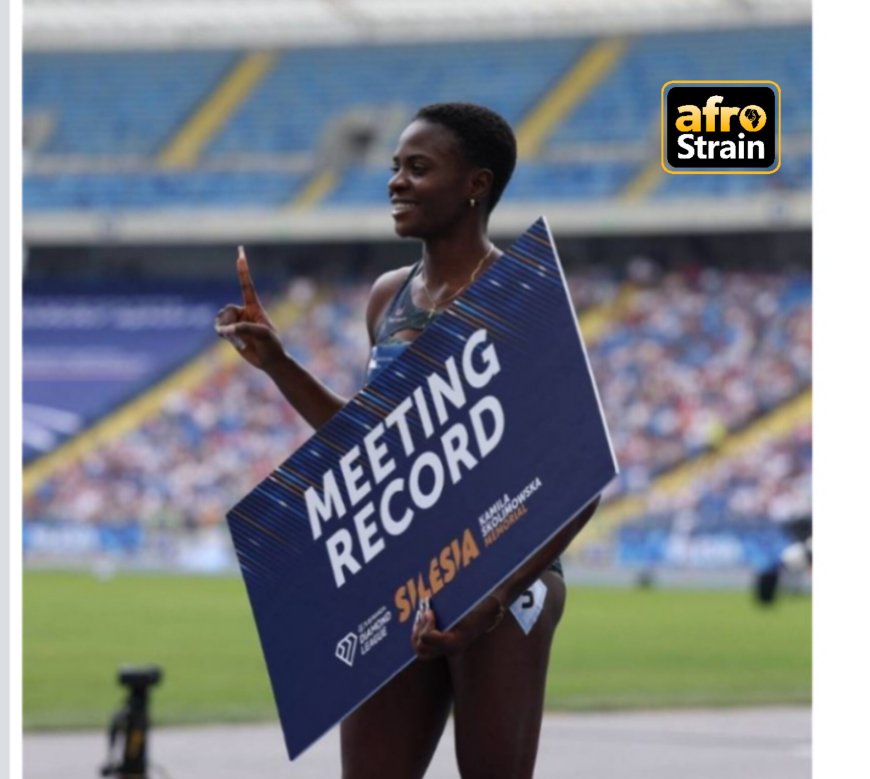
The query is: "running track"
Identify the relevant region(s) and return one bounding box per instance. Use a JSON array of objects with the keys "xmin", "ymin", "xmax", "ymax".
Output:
[{"xmin": 24, "ymin": 707, "xmax": 810, "ymax": 778}]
